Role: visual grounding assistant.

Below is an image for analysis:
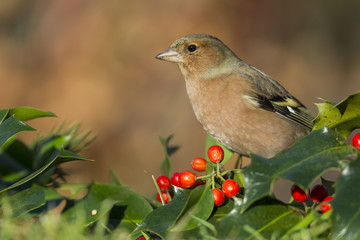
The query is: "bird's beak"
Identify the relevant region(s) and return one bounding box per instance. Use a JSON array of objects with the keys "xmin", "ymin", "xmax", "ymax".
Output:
[{"xmin": 155, "ymin": 48, "xmax": 183, "ymax": 63}]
